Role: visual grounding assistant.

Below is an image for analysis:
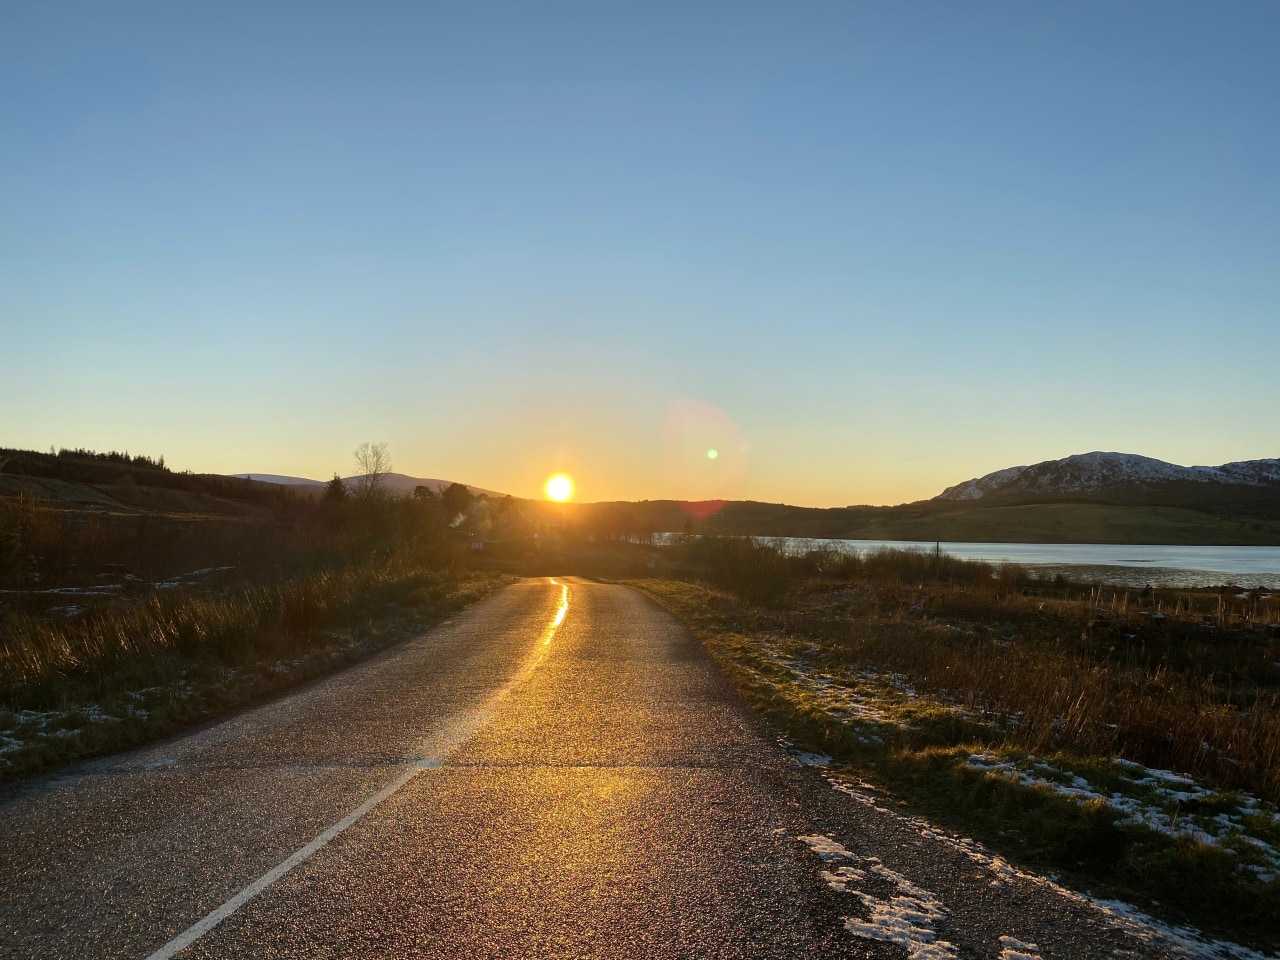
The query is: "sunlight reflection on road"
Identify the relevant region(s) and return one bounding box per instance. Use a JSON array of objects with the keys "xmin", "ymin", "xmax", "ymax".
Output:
[{"xmin": 544, "ymin": 577, "xmax": 570, "ymax": 644}]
